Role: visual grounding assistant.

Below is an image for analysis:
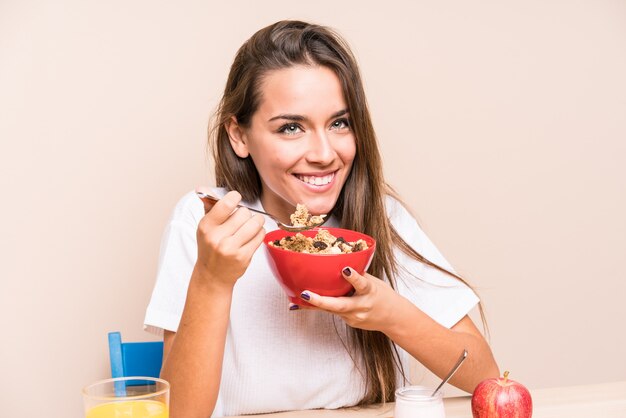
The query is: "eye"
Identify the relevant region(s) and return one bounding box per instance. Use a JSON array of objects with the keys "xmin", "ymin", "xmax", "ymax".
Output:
[
  {"xmin": 278, "ymin": 123, "xmax": 304, "ymax": 136},
  {"xmin": 330, "ymin": 118, "xmax": 350, "ymax": 131}
]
